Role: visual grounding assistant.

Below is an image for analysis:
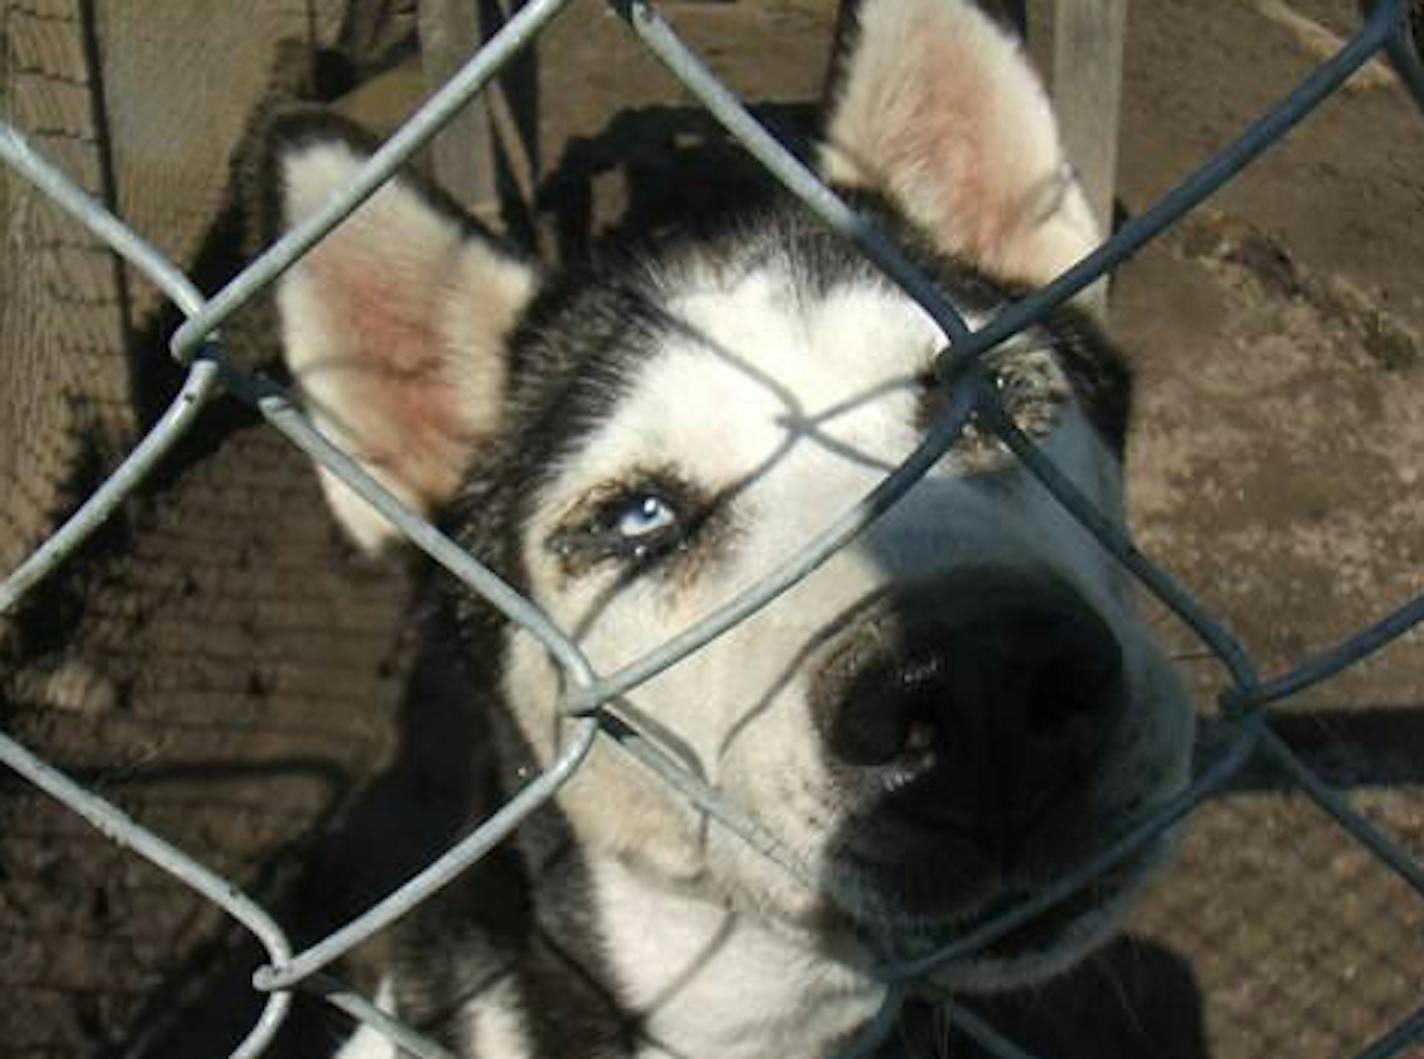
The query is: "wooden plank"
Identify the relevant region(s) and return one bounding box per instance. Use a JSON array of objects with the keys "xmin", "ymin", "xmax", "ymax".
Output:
[
  {"xmin": 419, "ymin": 0, "xmax": 501, "ymax": 222},
  {"xmin": 1049, "ymin": 0, "xmax": 1127, "ymax": 240},
  {"xmin": 419, "ymin": 0, "xmax": 541, "ymax": 235}
]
